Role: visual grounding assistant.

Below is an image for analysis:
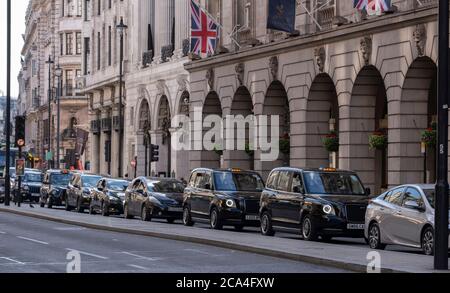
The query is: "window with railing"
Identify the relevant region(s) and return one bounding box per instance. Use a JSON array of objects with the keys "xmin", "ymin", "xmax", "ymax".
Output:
[{"xmin": 314, "ymin": 0, "xmax": 335, "ymax": 31}]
